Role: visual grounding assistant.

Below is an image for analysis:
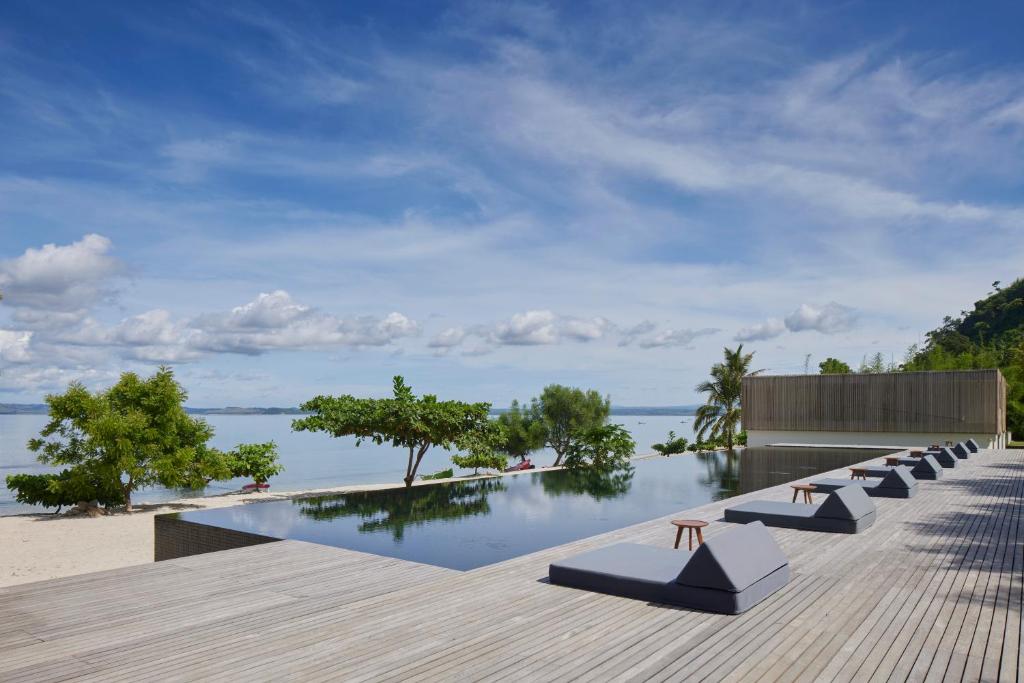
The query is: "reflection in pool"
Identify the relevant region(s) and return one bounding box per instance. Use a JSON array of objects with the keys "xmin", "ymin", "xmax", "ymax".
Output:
[{"xmin": 172, "ymin": 446, "xmax": 893, "ymax": 570}]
